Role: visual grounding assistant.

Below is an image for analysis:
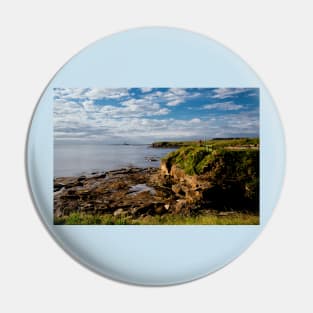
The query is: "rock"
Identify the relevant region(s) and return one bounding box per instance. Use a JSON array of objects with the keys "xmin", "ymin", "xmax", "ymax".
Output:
[
  {"xmin": 94, "ymin": 173, "xmax": 106, "ymax": 179},
  {"xmin": 185, "ymin": 189, "xmax": 202, "ymax": 203},
  {"xmin": 145, "ymin": 156, "xmax": 159, "ymax": 162},
  {"xmin": 160, "ymin": 160, "xmax": 170, "ymax": 175},
  {"xmin": 109, "ymin": 181, "xmax": 127, "ymax": 190},
  {"xmin": 61, "ymin": 194, "xmax": 79, "ymax": 200},
  {"xmin": 75, "ymin": 189, "xmax": 90, "ymax": 195},
  {"xmin": 169, "ymin": 164, "xmax": 186, "ymax": 181},
  {"xmin": 80, "ymin": 203, "xmax": 94, "ymax": 212},
  {"xmin": 175, "ymin": 199, "xmax": 188, "ymax": 214},
  {"xmin": 153, "ymin": 206, "xmax": 166, "ymax": 215},
  {"xmin": 64, "ymin": 181, "xmax": 83, "ymax": 189},
  {"xmin": 113, "ymin": 208, "xmax": 126, "ymax": 217},
  {"xmin": 128, "ymin": 184, "xmax": 156, "ymax": 196},
  {"xmin": 218, "ymin": 211, "xmax": 236, "ymax": 216},
  {"xmin": 107, "ymin": 168, "xmax": 131, "ymax": 176},
  {"xmin": 77, "ymin": 176, "xmax": 86, "ymax": 182},
  {"xmin": 93, "ymin": 187, "xmax": 110, "ymax": 194},
  {"xmin": 130, "ymin": 206, "xmax": 147, "ymax": 216},
  {"xmin": 94, "ymin": 203, "xmax": 111, "ymax": 213},
  {"xmin": 54, "ymin": 183, "xmax": 65, "ymax": 192},
  {"xmin": 172, "ymin": 184, "xmax": 185, "ymax": 196},
  {"xmin": 54, "ymin": 166, "xmax": 201, "ymax": 220}
]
